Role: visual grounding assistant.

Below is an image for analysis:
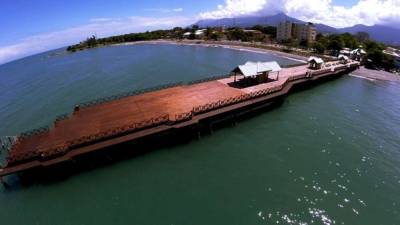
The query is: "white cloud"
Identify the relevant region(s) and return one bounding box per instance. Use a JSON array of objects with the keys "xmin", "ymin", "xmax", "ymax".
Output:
[
  {"xmin": 199, "ymin": 0, "xmax": 400, "ymax": 28},
  {"xmin": 199, "ymin": 0, "xmax": 278, "ymax": 19},
  {"xmin": 0, "ymin": 16, "xmax": 192, "ymax": 65}
]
